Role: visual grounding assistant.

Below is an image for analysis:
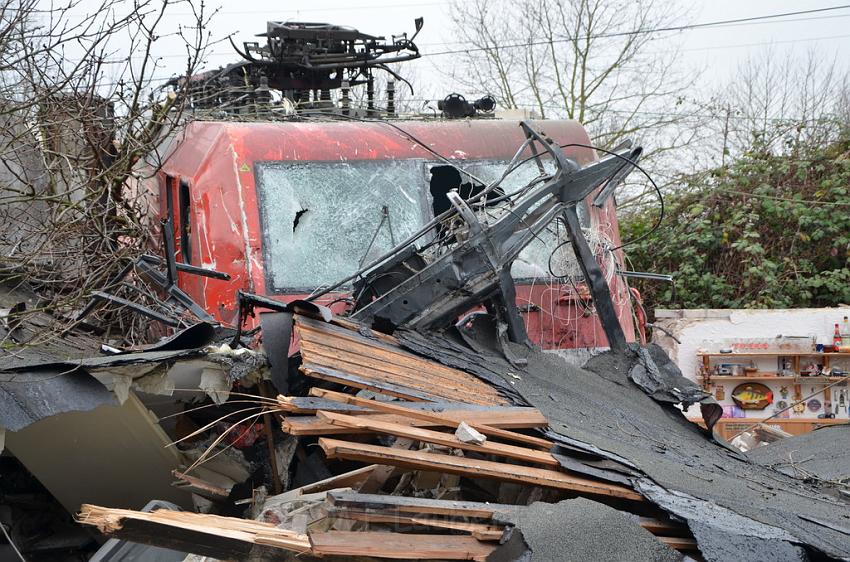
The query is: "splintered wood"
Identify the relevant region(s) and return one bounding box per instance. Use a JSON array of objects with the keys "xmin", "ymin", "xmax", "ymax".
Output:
[
  {"xmin": 78, "ymin": 314, "xmax": 700, "ymax": 561},
  {"xmin": 77, "ymin": 504, "xmax": 311, "ymax": 558},
  {"xmin": 309, "ymin": 531, "xmax": 498, "ymax": 560}
]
